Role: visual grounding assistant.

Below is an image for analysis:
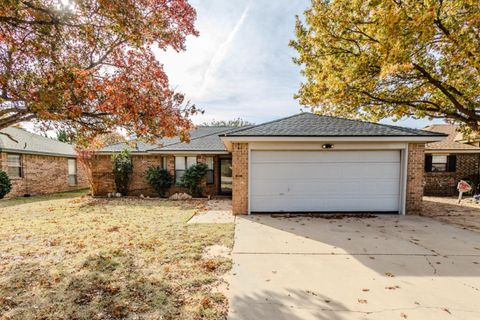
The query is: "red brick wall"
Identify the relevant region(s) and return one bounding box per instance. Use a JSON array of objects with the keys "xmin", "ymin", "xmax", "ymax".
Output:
[
  {"xmin": 0, "ymin": 152, "xmax": 88, "ymax": 198},
  {"xmin": 424, "ymin": 153, "xmax": 479, "ymax": 196},
  {"xmin": 91, "ymin": 153, "xmax": 221, "ymax": 197},
  {"xmin": 406, "ymin": 143, "xmax": 425, "ymax": 214},
  {"xmin": 232, "ymin": 143, "xmax": 248, "ymax": 214}
]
